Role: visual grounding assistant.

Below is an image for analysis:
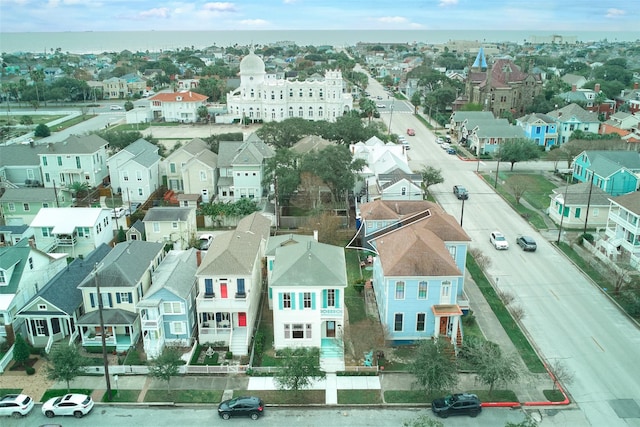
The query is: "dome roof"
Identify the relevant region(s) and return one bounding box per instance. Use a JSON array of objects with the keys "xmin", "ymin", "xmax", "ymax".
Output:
[{"xmin": 240, "ymin": 51, "xmax": 265, "ymax": 75}]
